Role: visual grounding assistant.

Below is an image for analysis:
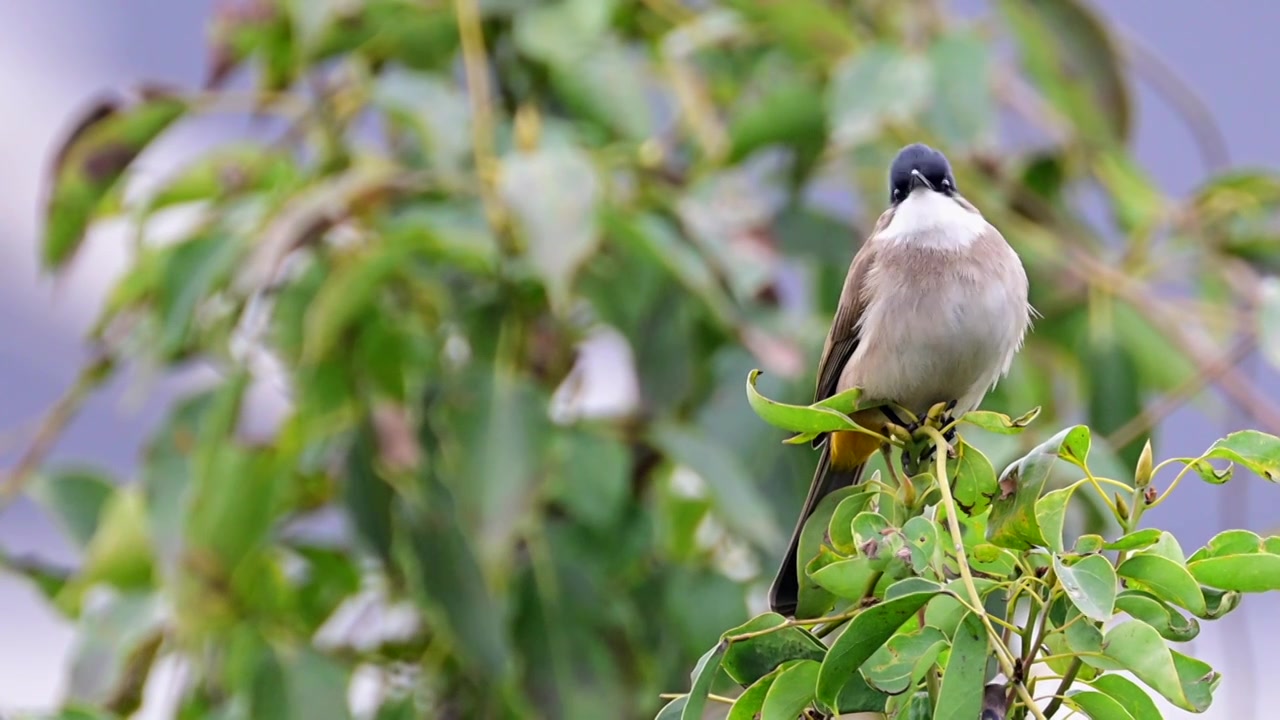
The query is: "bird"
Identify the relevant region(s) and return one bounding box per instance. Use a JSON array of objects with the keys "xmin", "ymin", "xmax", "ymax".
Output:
[{"xmin": 767, "ymin": 143, "xmax": 1033, "ymax": 617}]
